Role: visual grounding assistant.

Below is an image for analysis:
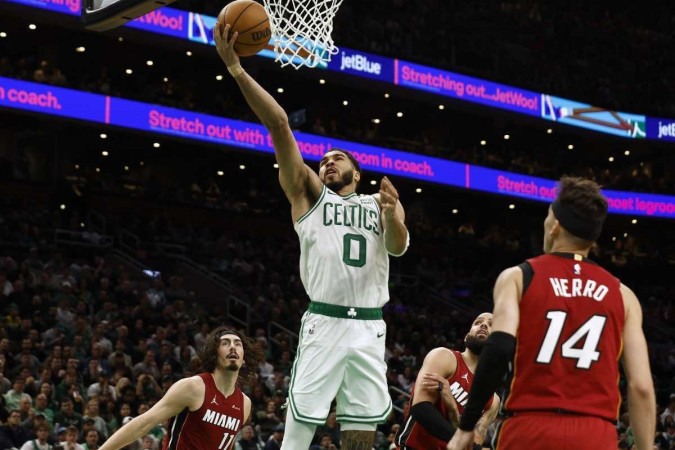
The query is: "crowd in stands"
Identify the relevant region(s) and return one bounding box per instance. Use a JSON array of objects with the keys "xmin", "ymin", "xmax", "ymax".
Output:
[
  {"xmin": 0, "ymin": 47, "xmax": 672, "ymax": 196},
  {"xmin": 0, "ymin": 3, "xmax": 674, "ymax": 448},
  {"xmin": 1, "ymin": 165, "xmax": 674, "ymax": 448},
  {"xmin": 171, "ymin": 0, "xmax": 675, "ymax": 118},
  {"xmin": 0, "ymin": 6, "xmax": 675, "ymax": 193}
]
